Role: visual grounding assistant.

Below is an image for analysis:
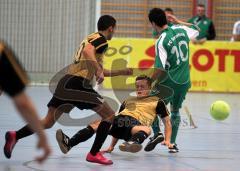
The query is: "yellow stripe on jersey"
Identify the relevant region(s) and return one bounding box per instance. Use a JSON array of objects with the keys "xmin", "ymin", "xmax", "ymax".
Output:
[
  {"xmin": 89, "ymin": 36, "xmax": 101, "ymax": 43},
  {"xmin": 96, "ymin": 42, "xmax": 108, "ymax": 50},
  {"xmin": 0, "ymin": 42, "xmax": 29, "ymax": 85}
]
